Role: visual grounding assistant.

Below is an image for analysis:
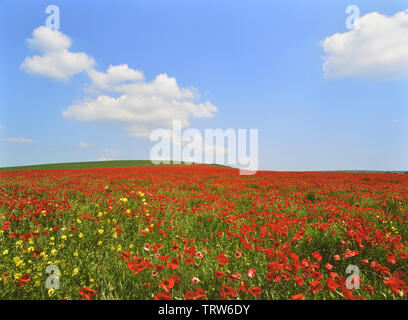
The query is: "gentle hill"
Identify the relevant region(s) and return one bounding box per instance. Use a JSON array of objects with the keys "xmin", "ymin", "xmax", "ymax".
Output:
[
  {"xmin": 0, "ymin": 160, "xmax": 231, "ymax": 172},
  {"xmin": 0, "ymin": 160, "xmax": 169, "ymax": 171}
]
